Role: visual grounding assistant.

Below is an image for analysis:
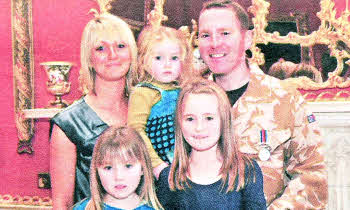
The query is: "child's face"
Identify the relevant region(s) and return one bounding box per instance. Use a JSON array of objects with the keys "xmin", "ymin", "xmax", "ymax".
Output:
[
  {"xmin": 180, "ymin": 93, "xmax": 221, "ymax": 152},
  {"xmin": 90, "ymin": 33, "xmax": 131, "ymax": 81},
  {"xmin": 147, "ymin": 39, "xmax": 182, "ymax": 83},
  {"xmin": 98, "ymin": 157, "xmax": 143, "ymax": 201}
]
